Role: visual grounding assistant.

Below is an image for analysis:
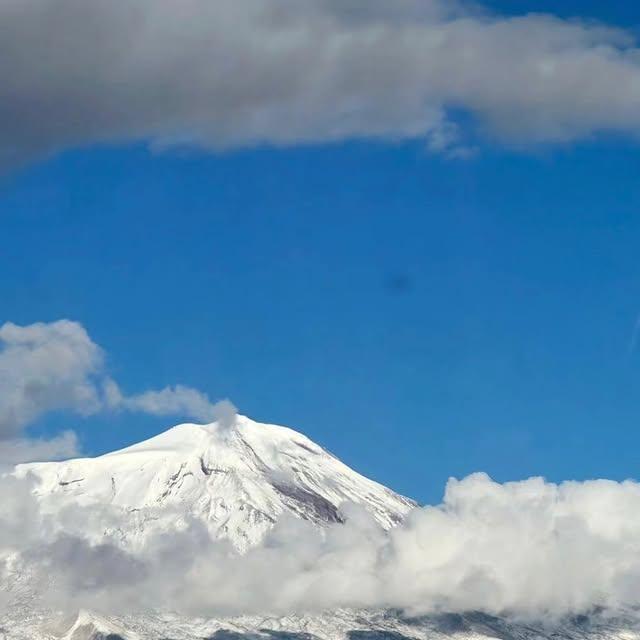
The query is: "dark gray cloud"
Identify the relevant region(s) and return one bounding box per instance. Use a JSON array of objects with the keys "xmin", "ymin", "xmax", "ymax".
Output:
[{"xmin": 2, "ymin": 0, "xmax": 640, "ymax": 163}]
